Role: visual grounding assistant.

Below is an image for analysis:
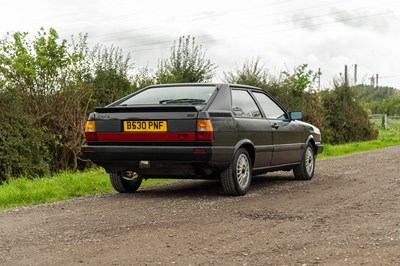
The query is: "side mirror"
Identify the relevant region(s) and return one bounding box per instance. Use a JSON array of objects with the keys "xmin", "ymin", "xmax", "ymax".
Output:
[{"xmin": 290, "ymin": 111, "xmax": 303, "ymax": 120}]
